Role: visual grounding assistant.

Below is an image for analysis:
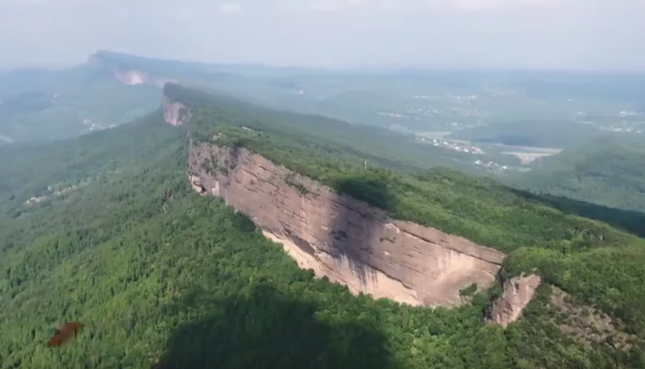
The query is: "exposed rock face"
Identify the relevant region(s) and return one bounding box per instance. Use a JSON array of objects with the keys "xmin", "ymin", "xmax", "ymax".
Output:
[
  {"xmin": 488, "ymin": 274, "xmax": 541, "ymax": 327},
  {"xmin": 187, "ymin": 142, "xmax": 507, "ymax": 307},
  {"xmin": 550, "ymin": 287, "xmax": 633, "ymax": 348},
  {"xmin": 162, "ymin": 95, "xmax": 192, "ymax": 127}
]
